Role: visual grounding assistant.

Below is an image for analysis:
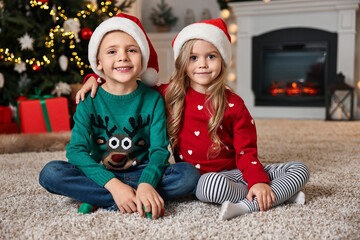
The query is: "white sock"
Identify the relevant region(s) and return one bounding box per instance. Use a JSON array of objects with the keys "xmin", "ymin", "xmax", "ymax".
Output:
[
  {"xmin": 287, "ymin": 191, "xmax": 305, "ymax": 204},
  {"xmin": 219, "ymin": 201, "xmax": 250, "ymax": 221}
]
